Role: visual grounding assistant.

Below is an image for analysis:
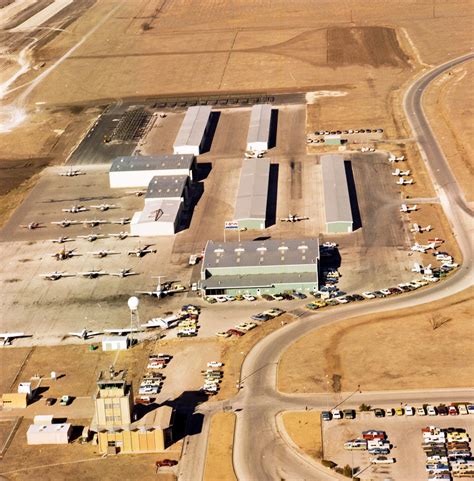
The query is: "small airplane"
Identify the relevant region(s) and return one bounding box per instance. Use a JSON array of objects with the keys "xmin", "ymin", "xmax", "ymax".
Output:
[
  {"xmin": 127, "ymin": 244, "xmax": 156, "ymax": 258},
  {"xmin": 103, "ymin": 328, "xmax": 140, "ymax": 335},
  {"xmin": 396, "ymin": 178, "xmax": 414, "ymax": 185},
  {"xmin": 111, "ymin": 218, "xmax": 131, "ymax": 225},
  {"xmin": 77, "ymin": 233, "xmax": 108, "ymax": 242},
  {"xmin": 109, "ymin": 268, "xmax": 139, "ymax": 278},
  {"xmin": 109, "ymin": 231, "xmax": 138, "ymax": 240},
  {"xmin": 20, "ymin": 222, "xmax": 43, "ymax": 230},
  {"xmin": 244, "ymin": 150, "xmax": 265, "ymax": 159},
  {"xmin": 392, "ymin": 168, "xmax": 411, "ymax": 177},
  {"xmin": 62, "ymin": 205, "xmax": 88, "ymax": 214},
  {"xmin": 87, "ymin": 250, "xmax": 120, "ymax": 258},
  {"xmin": 81, "ymin": 219, "xmax": 108, "ymax": 227},
  {"xmin": 280, "ymin": 214, "xmax": 310, "ymax": 223},
  {"xmin": 127, "ymin": 190, "xmax": 147, "ymax": 197},
  {"xmin": 441, "ymin": 261, "xmax": 459, "ymax": 269},
  {"xmin": 410, "ymin": 223, "xmax": 432, "ymax": 233},
  {"xmin": 77, "ymin": 269, "xmax": 108, "ymax": 279},
  {"xmin": 0, "ymin": 332, "xmax": 30, "ymax": 346},
  {"xmin": 51, "ymin": 248, "xmax": 81, "ymax": 260},
  {"xmin": 59, "ymin": 168, "xmax": 85, "ymax": 177},
  {"xmin": 388, "ymin": 154, "xmax": 405, "ymax": 163},
  {"xmin": 51, "ymin": 219, "xmax": 80, "ymax": 228},
  {"xmin": 412, "ymin": 262, "xmax": 433, "ymax": 274},
  {"xmin": 50, "ymin": 236, "xmax": 74, "ymax": 244},
  {"xmin": 90, "ymin": 204, "xmax": 118, "ymax": 211},
  {"xmin": 411, "ymin": 242, "xmax": 436, "ymax": 253},
  {"xmin": 67, "ymin": 328, "xmax": 102, "ymax": 340},
  {"xmin": 400, "ymin": 204, "xmax": 417, "ymax": 213},
  {"xmin": 40, "ymin": 271, "xmax": 75, "ymax": 281},
  {"xmin": 136, "ymin": 276, "xmax": 186, "ymax": 297},
  {"xmin": 428, "ymin": 237, "xmax": 444, "ymax": 245}
]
